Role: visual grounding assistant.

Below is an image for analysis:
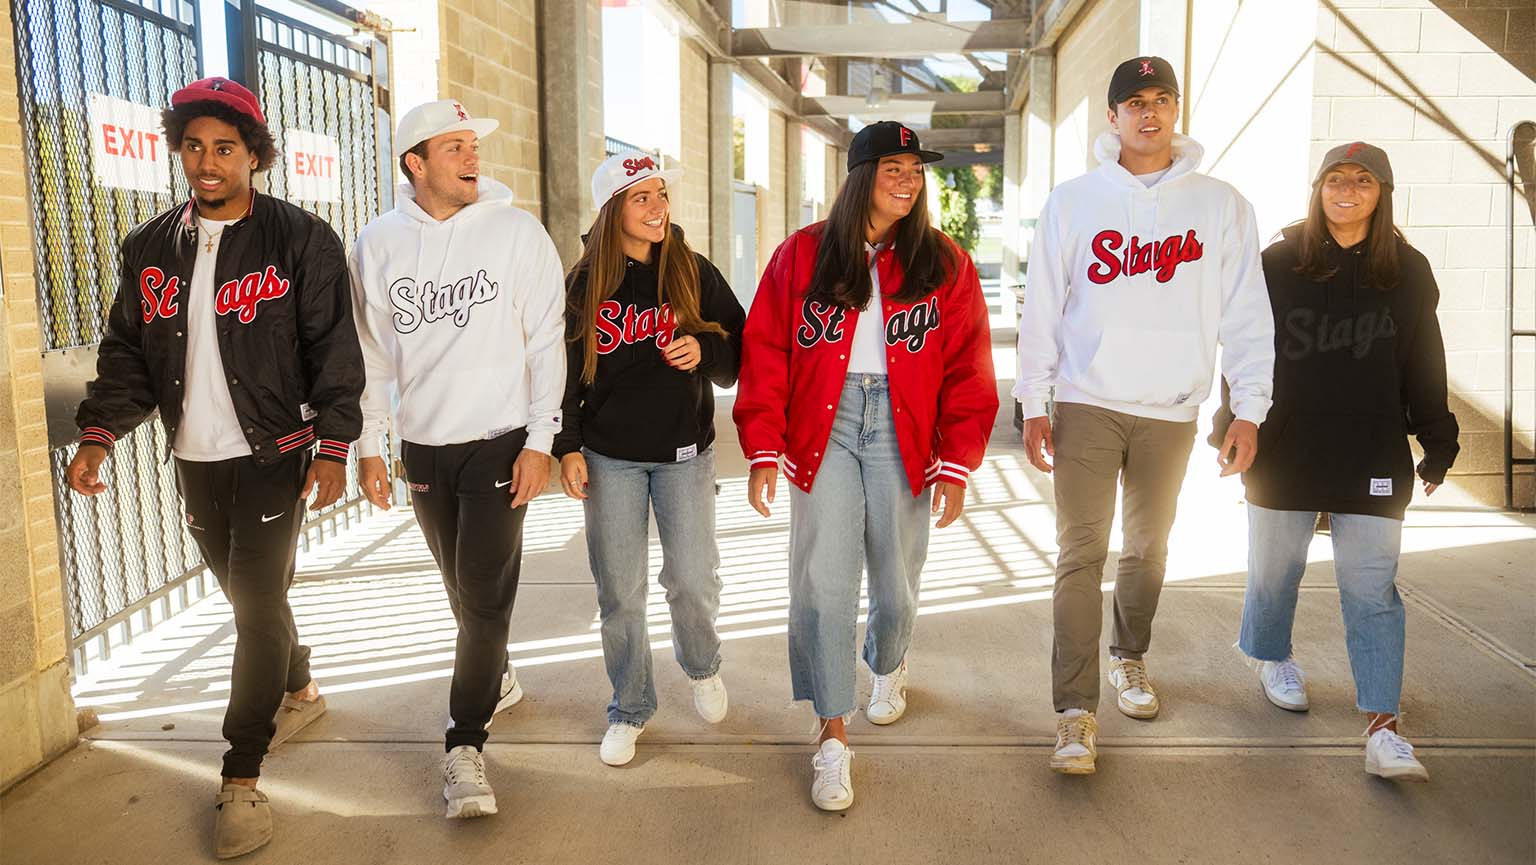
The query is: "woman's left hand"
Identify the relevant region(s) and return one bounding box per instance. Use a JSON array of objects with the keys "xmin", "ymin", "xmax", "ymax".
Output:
[
  {"xmin": 662, "ymin": 335, "xmax": 701, "ymax": 371},
  {"xmin": 1422, "ymin": 480, "xmax": 1439, "ymax": 496},
  {"xmin": 932, "ymin": 481, "xmax": 965, "ymax": 528}
]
